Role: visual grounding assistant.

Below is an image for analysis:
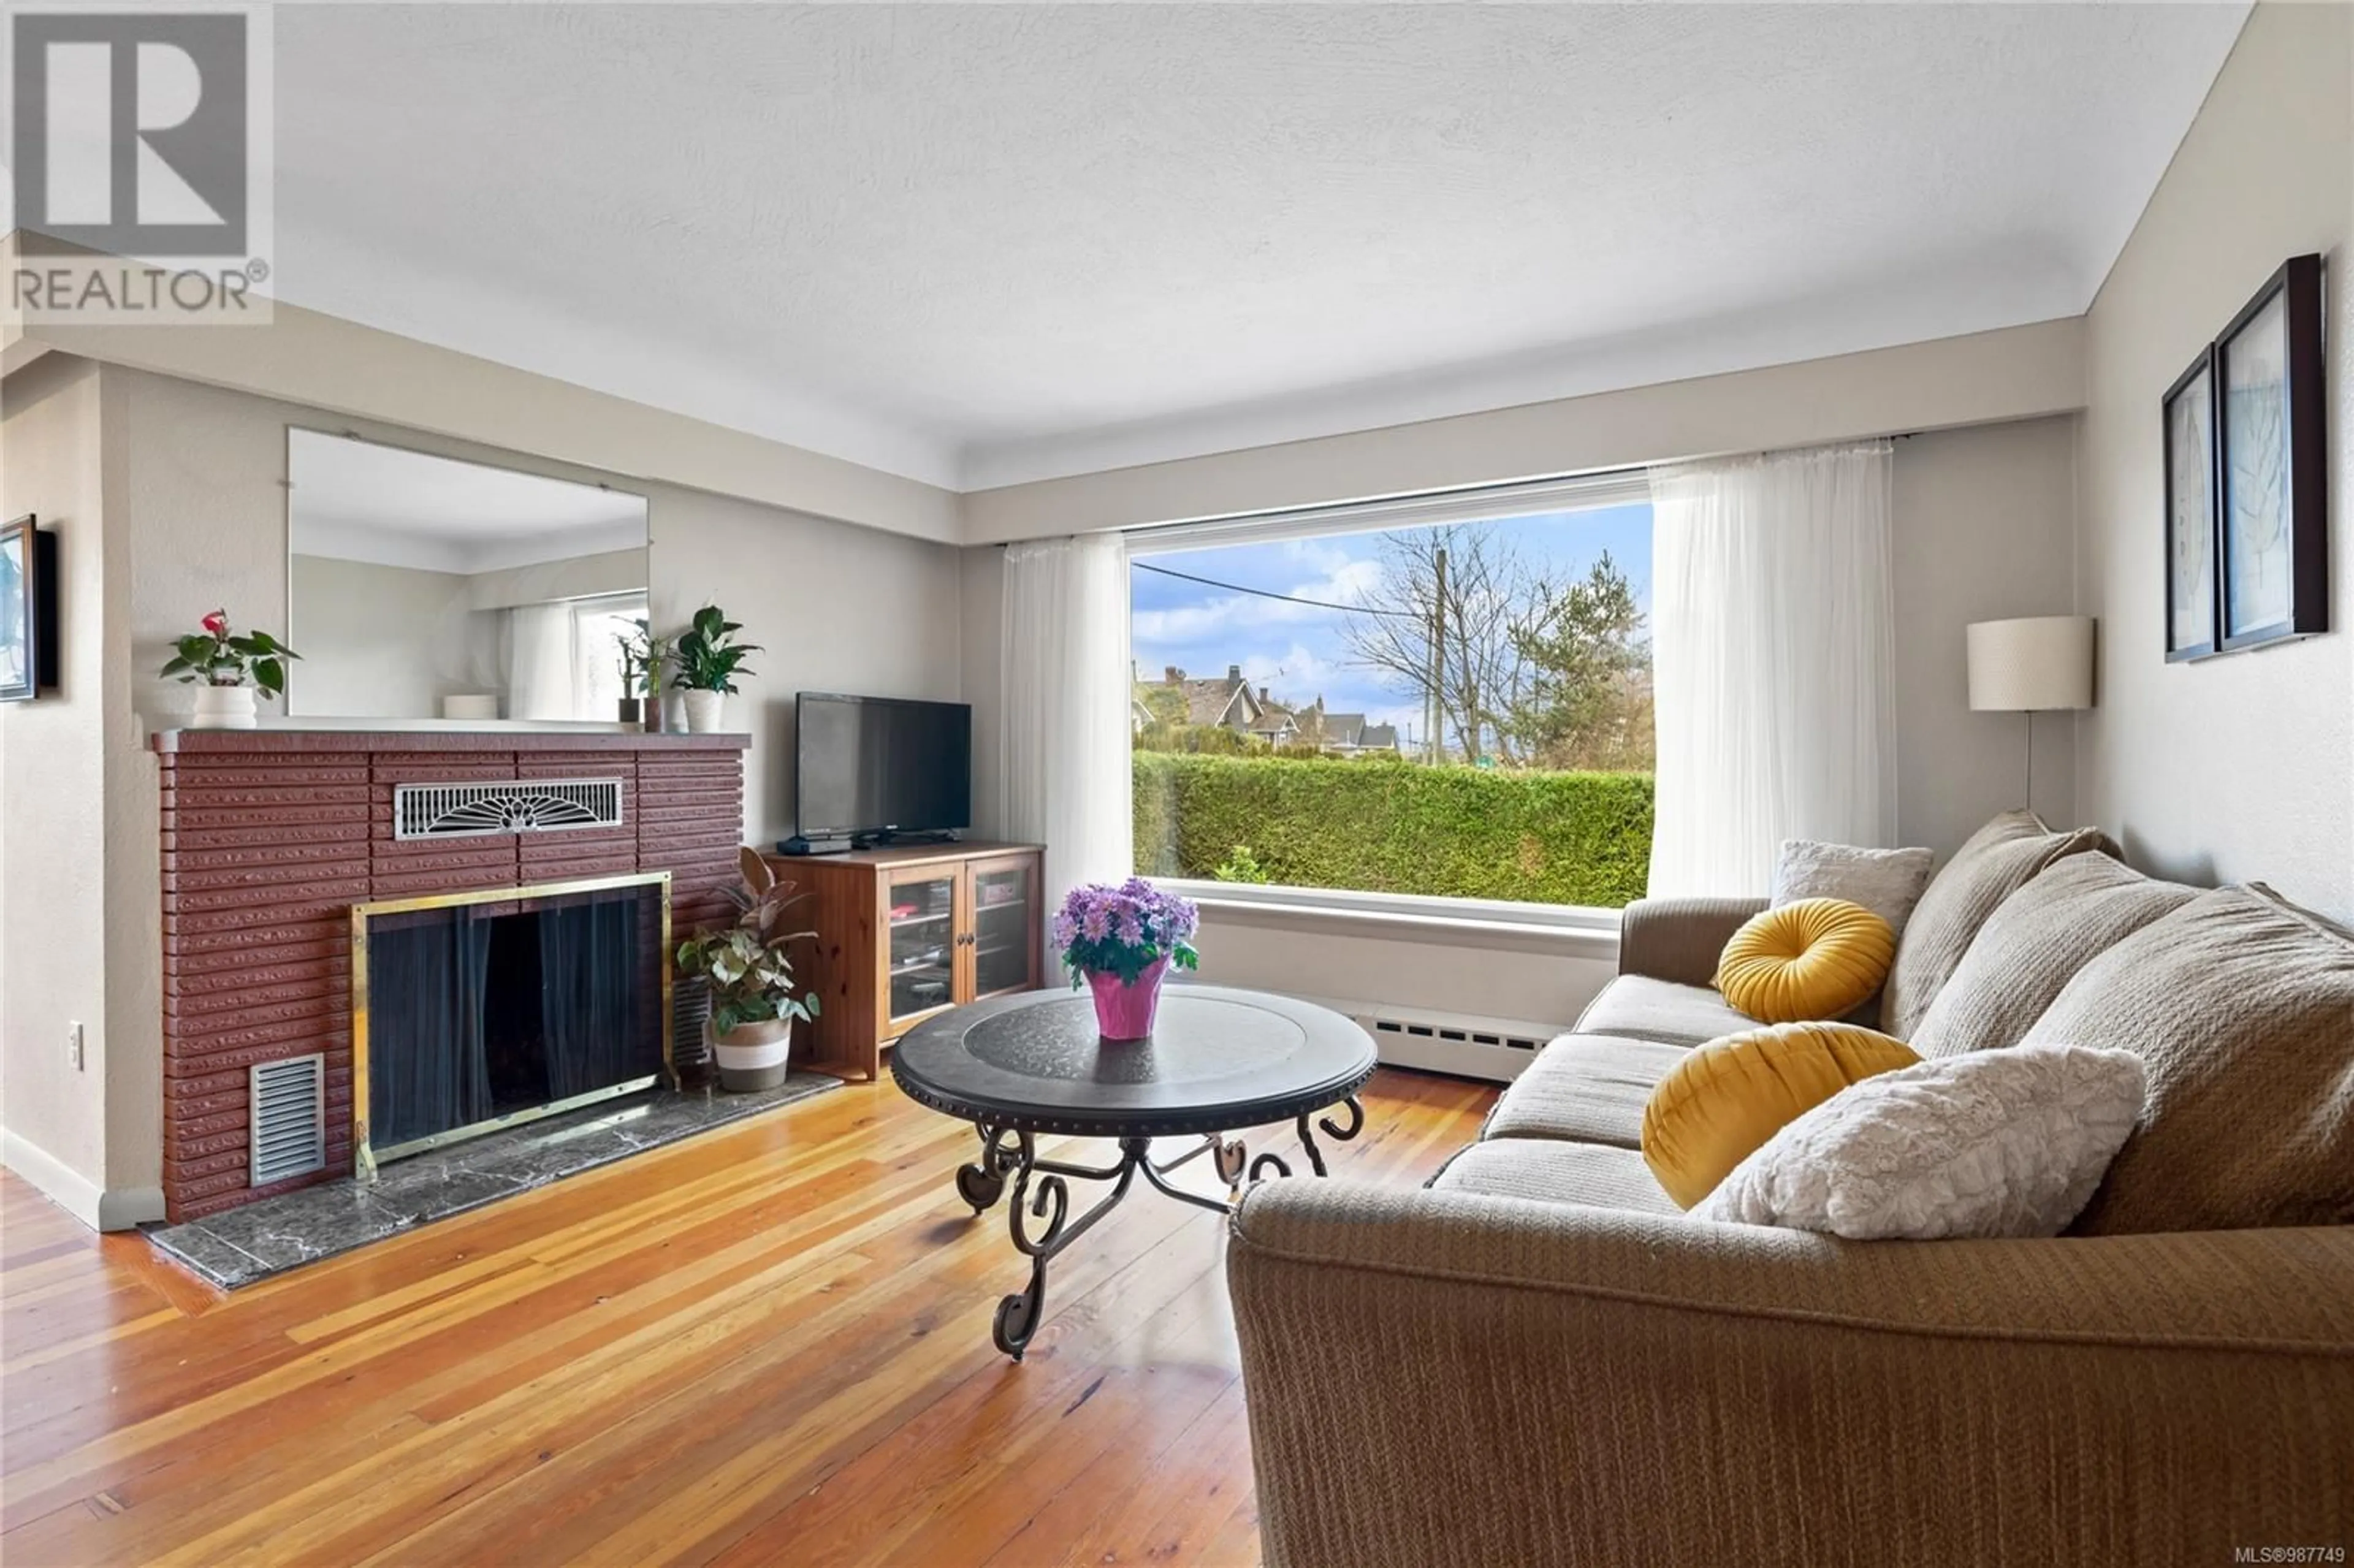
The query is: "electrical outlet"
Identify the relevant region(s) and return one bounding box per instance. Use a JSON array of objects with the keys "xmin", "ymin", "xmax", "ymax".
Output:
[{"xmin": 66, "ymin": 1022, "xmax": 85, "ymax": 1071}]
